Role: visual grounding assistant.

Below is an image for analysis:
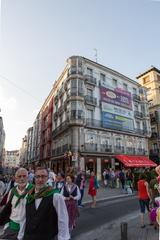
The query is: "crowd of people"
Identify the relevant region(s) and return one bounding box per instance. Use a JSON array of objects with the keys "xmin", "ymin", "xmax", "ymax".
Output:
[
  {"xmin": 0, "ymin": 165, "xmax": 159, "ymax": 239},
  {"xmin": 102, "ymin": 168, "xmax": 134, "ymax": 193},
  {"xmin": 0, "ymin": 166, "xmax": 99, "ymax": 240},
  {"xmin": 137, "ymin": 166, "xmax": 160, "ymax": 229}
]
